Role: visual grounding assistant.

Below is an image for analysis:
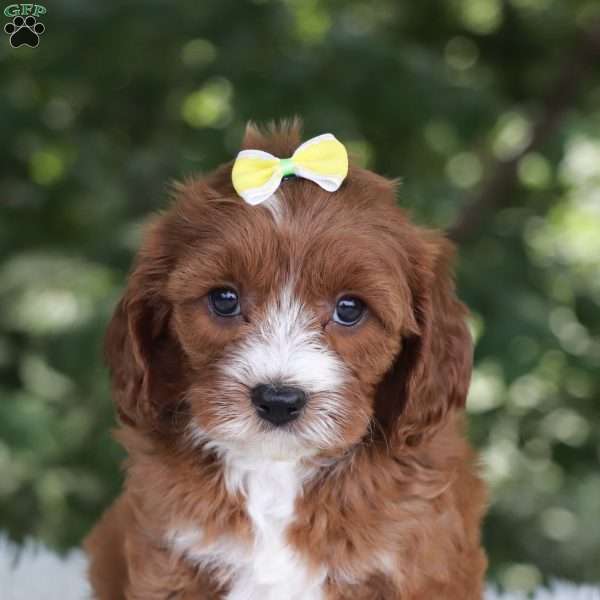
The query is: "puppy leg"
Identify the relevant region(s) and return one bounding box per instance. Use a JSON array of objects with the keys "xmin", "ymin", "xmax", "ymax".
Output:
[
  {"xmin": 124, "ymin": 531, "xmax": 222, "ymax": 600},
  {"xmin": 85, "ymin": 498, "xmax": 129, "ymax": 600}
]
